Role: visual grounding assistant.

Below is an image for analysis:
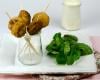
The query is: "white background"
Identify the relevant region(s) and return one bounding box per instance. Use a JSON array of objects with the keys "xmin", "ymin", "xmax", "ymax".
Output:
[{"xmin": 0, "ymin": 0, "xmax": 100, "ymax": 35}]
